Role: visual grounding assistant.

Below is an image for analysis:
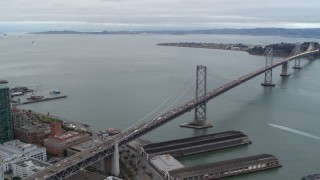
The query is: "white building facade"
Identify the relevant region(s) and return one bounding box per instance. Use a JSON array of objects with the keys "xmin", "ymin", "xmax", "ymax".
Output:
[
  {"xmin": 12, "ymin": 158, "xmax": 49, "ymax": 179},
  {"xmin": 0, "ymin": 140, "xmax": 47, "ymax": 172},
  {"xmin": 0, "ymin": 170, "xmax": 4, "ymax": 180}
]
